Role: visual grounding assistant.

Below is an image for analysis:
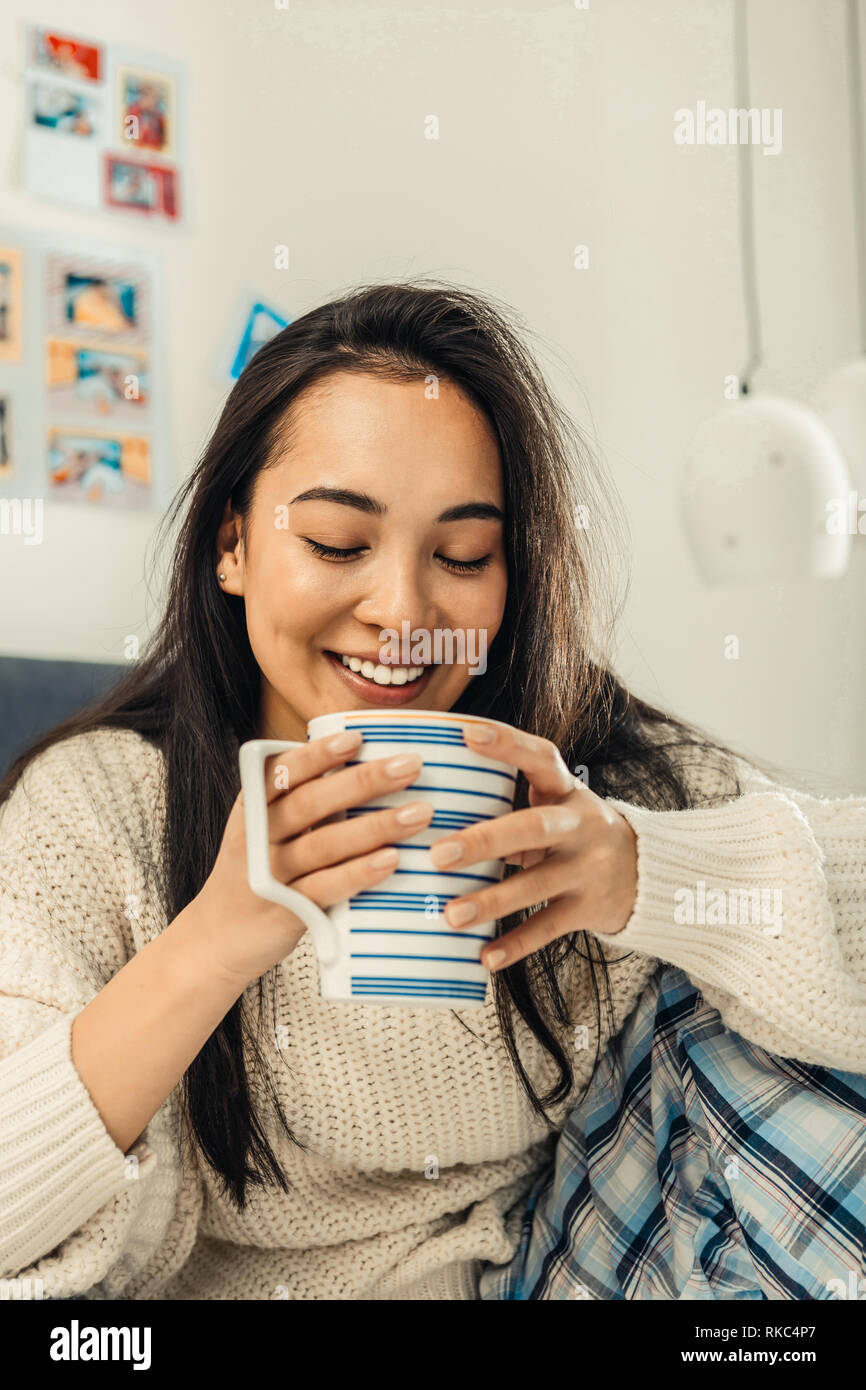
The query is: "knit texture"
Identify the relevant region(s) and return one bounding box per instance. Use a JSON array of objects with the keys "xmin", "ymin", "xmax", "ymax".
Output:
[{"xmin": 0, "ymin": 727, "xmax": 863, "ymax": 1299}]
